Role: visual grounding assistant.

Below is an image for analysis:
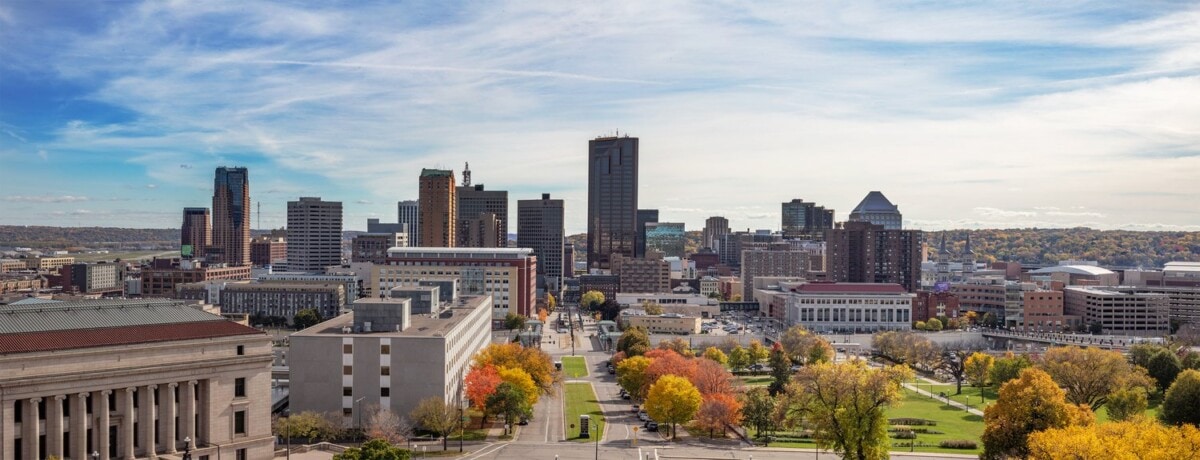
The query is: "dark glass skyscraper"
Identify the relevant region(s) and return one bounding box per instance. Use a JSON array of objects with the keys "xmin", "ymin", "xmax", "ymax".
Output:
[
  {"xmin": 211, "ymin": 167, "xmax": 250, "ymax": 266},
  {"xmin": 181, "ymin": 207, "xmax": 211, "ymax": 258},
  {"xmin": 635, "ymin": 209, "xmax": 658, "ymax": 258},
  {"xmin": 587, "ymin": 136, "xmax": 638, "ymax": 269}
]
